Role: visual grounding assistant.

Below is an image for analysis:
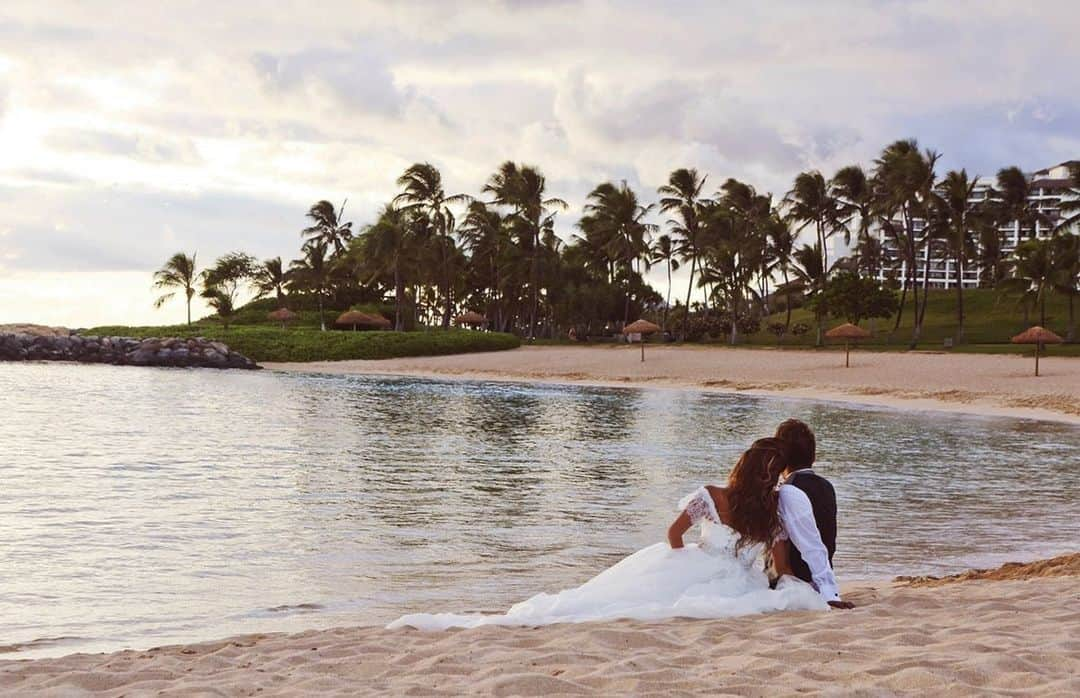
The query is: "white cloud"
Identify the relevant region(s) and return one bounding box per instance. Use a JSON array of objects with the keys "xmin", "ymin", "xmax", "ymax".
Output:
[{"xmin": 0, "ymin": 0, "xmax": 1078, "ymax": 325}]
